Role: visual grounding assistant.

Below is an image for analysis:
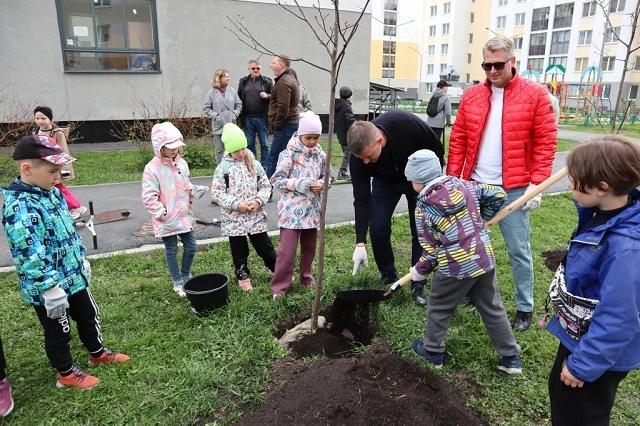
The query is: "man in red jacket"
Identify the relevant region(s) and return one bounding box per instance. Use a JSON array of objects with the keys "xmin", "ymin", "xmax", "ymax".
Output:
[{"xmin": 447, "ymin": 36, "xmax": 557, "ymax": 331}]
